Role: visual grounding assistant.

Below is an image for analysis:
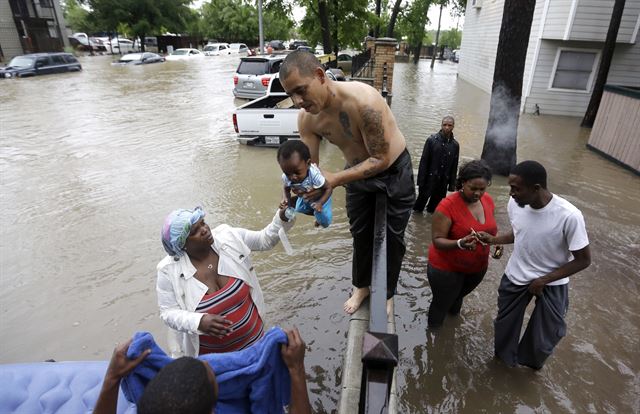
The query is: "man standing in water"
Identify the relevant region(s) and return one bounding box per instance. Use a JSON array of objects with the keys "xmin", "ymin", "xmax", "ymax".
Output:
[
  {"xmin": 279, "ymin": 50, "xmax": 415, "ymax": 314},
  {"xmin": 413, "ymin": 116, "xmax": 459, "ymax": 214},
  {"xmin": 479, "ymin": 161, "xmax": 591, "ymax": 369}
]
